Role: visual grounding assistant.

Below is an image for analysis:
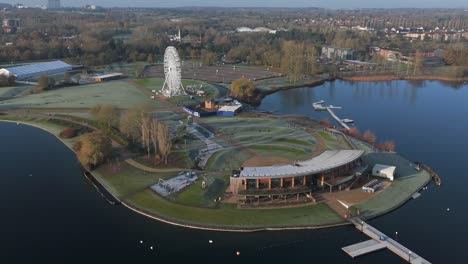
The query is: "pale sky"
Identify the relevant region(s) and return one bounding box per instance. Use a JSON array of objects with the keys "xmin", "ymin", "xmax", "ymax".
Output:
[{"xmin": 2, "ymin": 0, "xmax": 467, "ymax": 8}]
